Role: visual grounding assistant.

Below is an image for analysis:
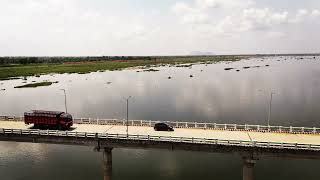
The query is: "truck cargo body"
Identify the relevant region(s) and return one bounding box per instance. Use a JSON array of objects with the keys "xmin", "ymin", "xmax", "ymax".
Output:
[{"xmin": 24, "ymin": 110, "xmax": 73, "ymax": 130}]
